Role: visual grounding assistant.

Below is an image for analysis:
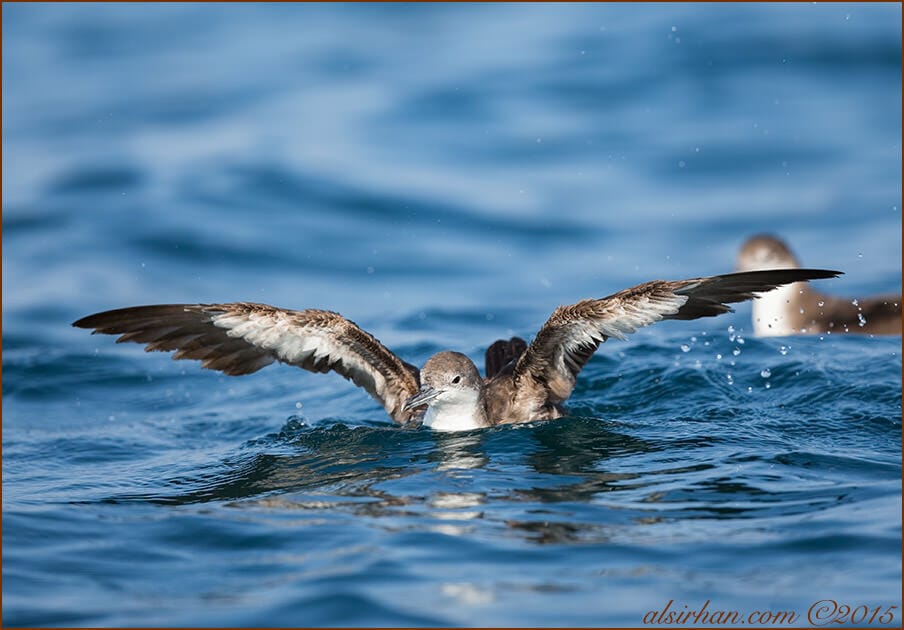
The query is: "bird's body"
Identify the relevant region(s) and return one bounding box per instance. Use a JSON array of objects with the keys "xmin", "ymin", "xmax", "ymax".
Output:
[
  {"xmin": 407, "ymin": 349, "xmax": 566, "ymax": 431},
  {"xmin": 74, "ymin": 268, "xmax": 840, "ymax": 431},
  {"xmin": 737, "ymin": 235, "xmax": 901, "ymax": 336}
]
